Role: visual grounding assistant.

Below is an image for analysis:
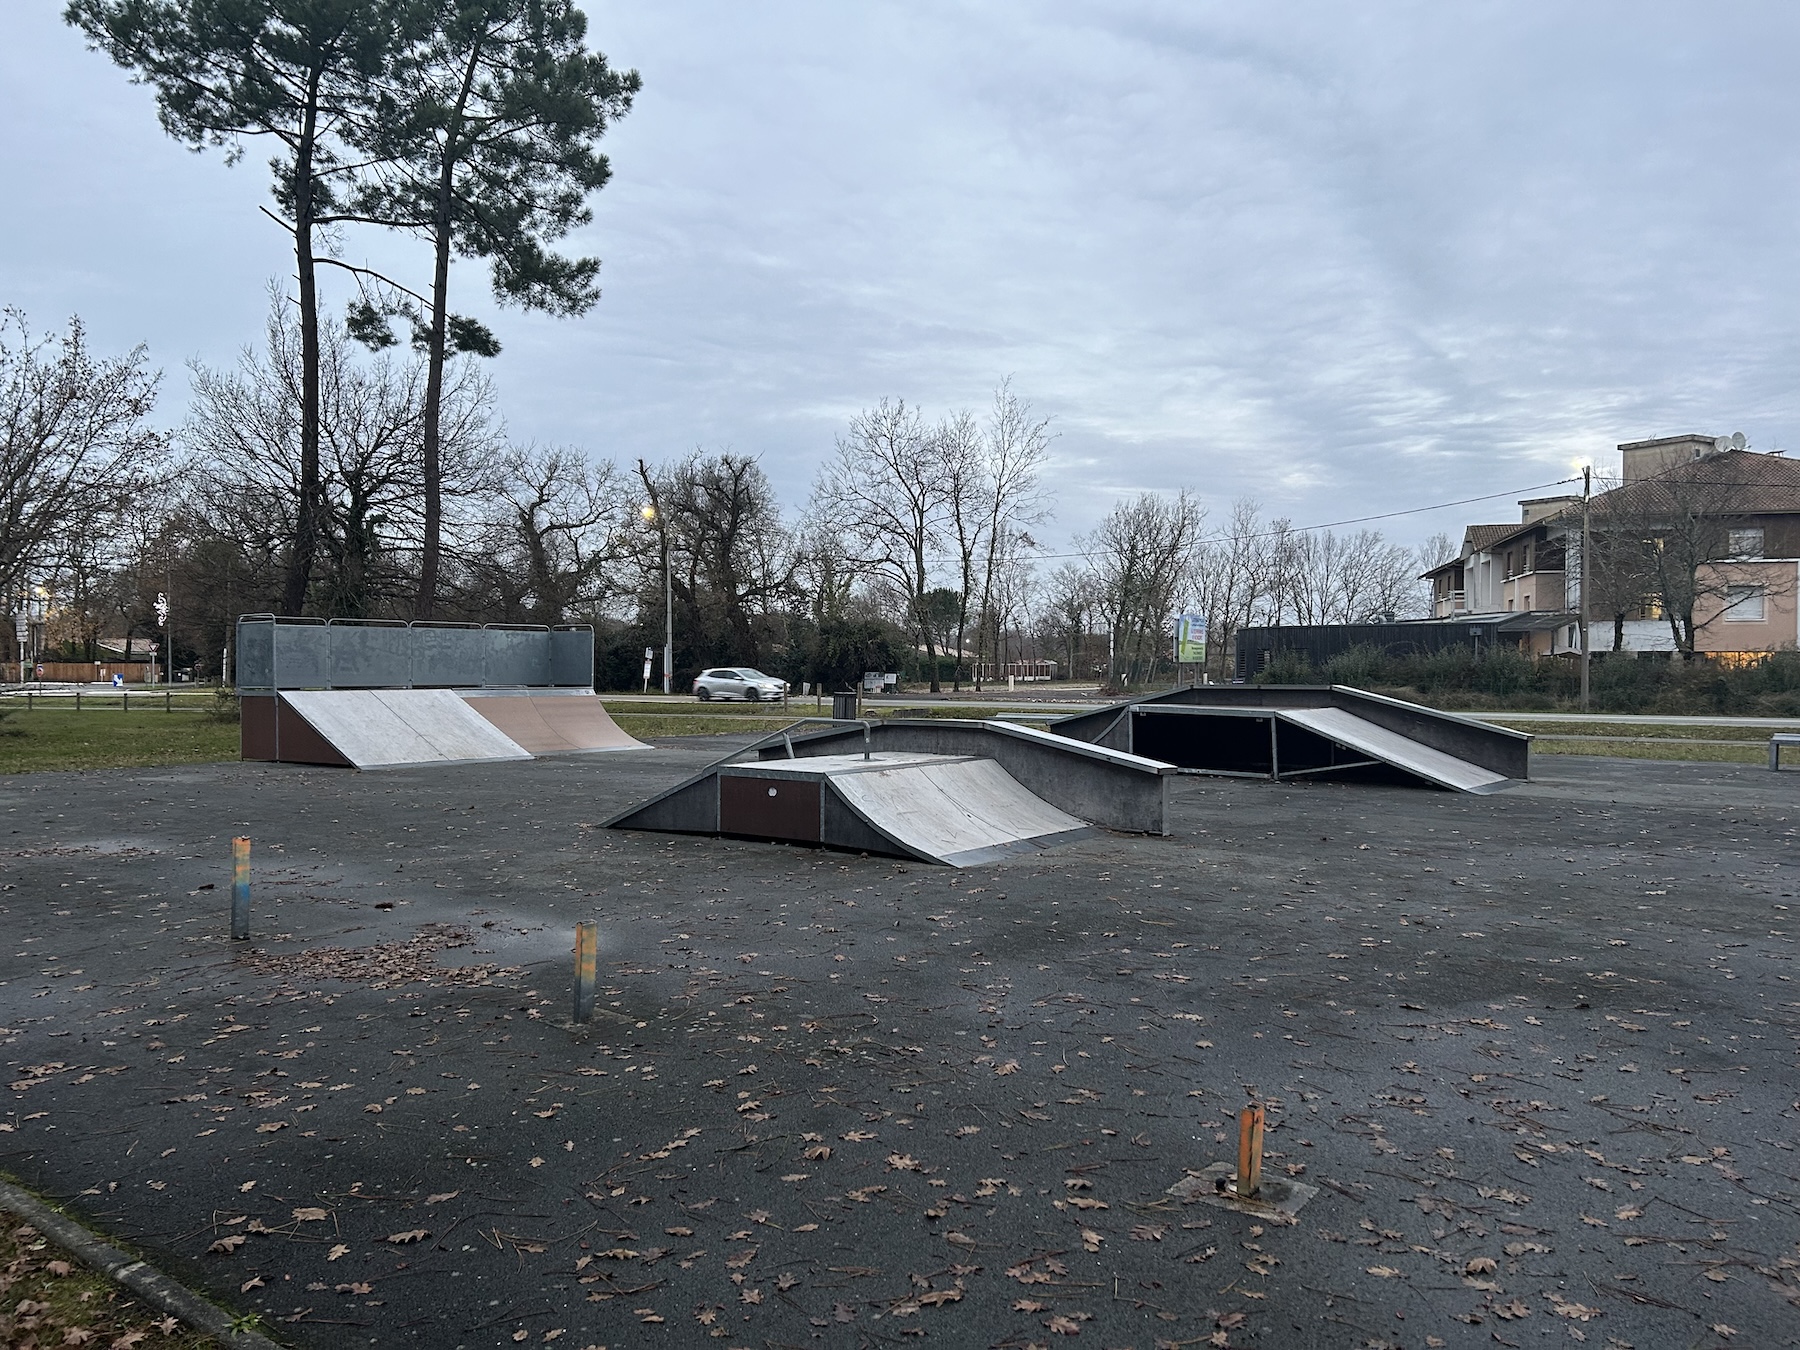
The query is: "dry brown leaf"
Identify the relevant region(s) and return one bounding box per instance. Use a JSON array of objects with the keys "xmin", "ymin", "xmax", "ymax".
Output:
[
  {"xmin": 426, "ymin": 1191, "xmax": 460, "ymax": 1204},
  {"xmin": 326, "ymin": 1244, "xmax": 348, "ymax": 1261},
  {"xmin": 386, "ymin": 1229, "xmax": 429, "ymax": 1244},
  {"xmin": 293, "ymin": 1207, "xmax": 329, "ymax": 1222},
  {"xmin": 208, "ymin": 1234, "xmax": 247, "ymax": 1254},
  {"xmin": 1464, "ymin": 1256, "xmax": 1496, "ymax": 1275},
  {"xmin": 1494, "ymin": 1298, "xmax": 1530, "ymax": 1320},
  {"xmin": 1366, "ymin": 1266, "xmax": 1401, "ymax": 1278}
]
